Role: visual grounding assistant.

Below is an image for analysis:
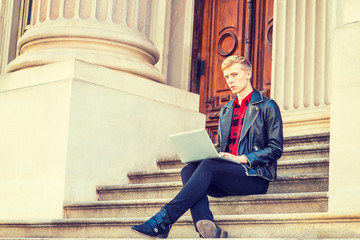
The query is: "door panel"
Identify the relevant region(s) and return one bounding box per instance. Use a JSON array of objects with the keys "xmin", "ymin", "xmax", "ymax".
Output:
[
  {"xmin": 191, "ymin": 0, "xmax": 273, "ymax": 142},
  {"xmin": 252, "ymin": 0, "xmax": 274, "ymax": 97}
]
